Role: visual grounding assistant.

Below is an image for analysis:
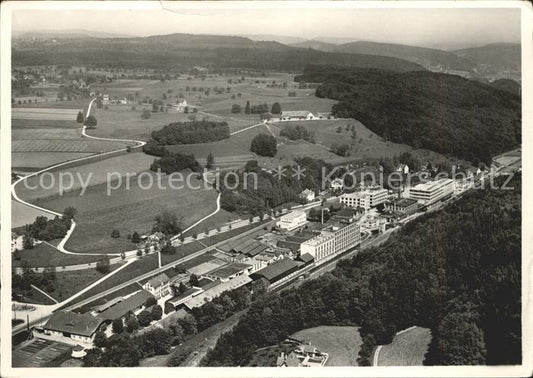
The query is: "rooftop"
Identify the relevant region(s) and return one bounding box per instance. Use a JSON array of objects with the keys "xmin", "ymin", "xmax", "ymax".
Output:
[
  {"xmin": 390, "ymin": 198, "xmax": 418, "ymax": 207},
  {"xmin": 147, "ymin": 273, "xmax": 170, "ymax": 288},
  {"xmin": 43, "ymin": 311, "xmax": 104, "ymax": 337},
  {"xmin": 168, "ymin": 287, "xmax": 203, "ymax": 306},
  {"xmin": 251, "ymin": 258, "xmax": 300, "ymax": 282},
  {"xmin": 298, "ymin": 253, "xmax": 315, "ymax": 264},
  {"xmin": 206, "ymin": 262, "xmax": 251, "ymax": 279},
  {"xmin": 410, "ymin": 178, "xmax": 453, "ymax": 191},
  {"xmin": 98, "ymin": 290, "xmax": 154, "ymax": 320},
  {"xmin": 282, "ymin": 110, "xmax": 313, "ymax": 117},
  {"xmin": 184, "ymin": 275, "xmax": 252, "ymax": 310},
  {"xmin": 279, "ymin": 210, "xmax": 306, "ymax": 221}
]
